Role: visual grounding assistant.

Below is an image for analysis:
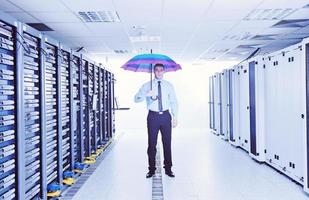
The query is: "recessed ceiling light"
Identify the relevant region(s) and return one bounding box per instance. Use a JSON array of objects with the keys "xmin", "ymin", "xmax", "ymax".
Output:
[
  {"xmin": 78, "ymin": 11, "xmax": 120, "ymax": 23},
  {"xmin": 244, "ymin": 8, "xmax": 296, "ymax": 21}
]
